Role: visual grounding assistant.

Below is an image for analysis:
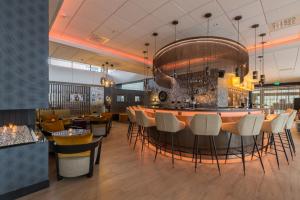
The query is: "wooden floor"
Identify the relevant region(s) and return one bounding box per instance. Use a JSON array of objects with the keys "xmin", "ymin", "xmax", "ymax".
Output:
[{"xmin": 20, "ymin": 122, "xmax": 300, "ymax": 200}]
